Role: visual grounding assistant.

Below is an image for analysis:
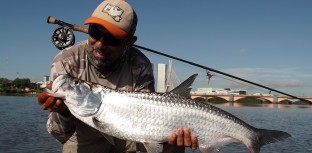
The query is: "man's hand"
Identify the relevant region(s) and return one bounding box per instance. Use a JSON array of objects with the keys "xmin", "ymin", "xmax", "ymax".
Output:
[
  {"xmin": 38, "ymin": 92, "xmax": 67, "ymax": 112},
  {"xmin": 168, "ymin": 128, "xmax": 198, "ymax": 151},
  {"xmin": 37, "ymin": 84, "xmax": 69, "ymax": 115}
]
